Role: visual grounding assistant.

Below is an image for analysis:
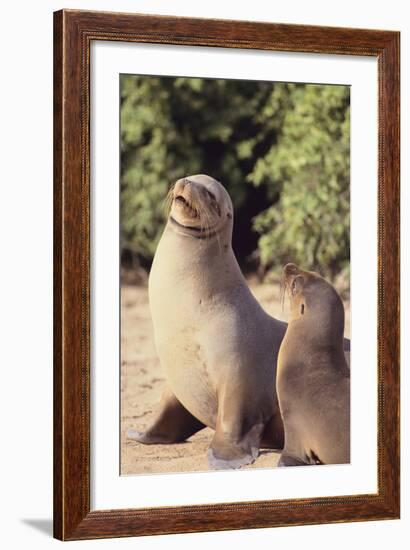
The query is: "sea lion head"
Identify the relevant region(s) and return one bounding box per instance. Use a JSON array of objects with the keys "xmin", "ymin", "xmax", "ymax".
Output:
[
  {"xmin": 283, "ymin": 263, "xmax": 345, "ymax": 337},
  {"xmin": 167, "ymin": 174, "xmax": 233, "ymax": 239}
]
